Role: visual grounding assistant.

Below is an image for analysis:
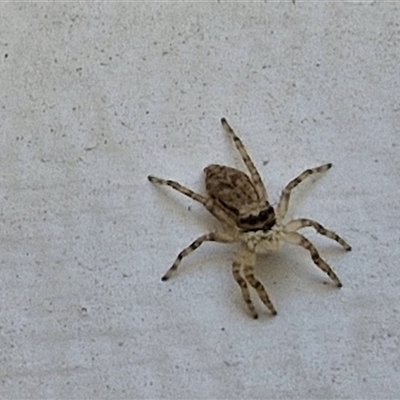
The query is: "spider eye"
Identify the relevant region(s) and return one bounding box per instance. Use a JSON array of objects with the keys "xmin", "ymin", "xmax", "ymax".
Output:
[
  {"xmin": 258, "ymin": 208, "xmax": 272, "ymax": 220},
  {"xmin": 239, "ymin": 206, "xmax": 275, "ymax": 229}
]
